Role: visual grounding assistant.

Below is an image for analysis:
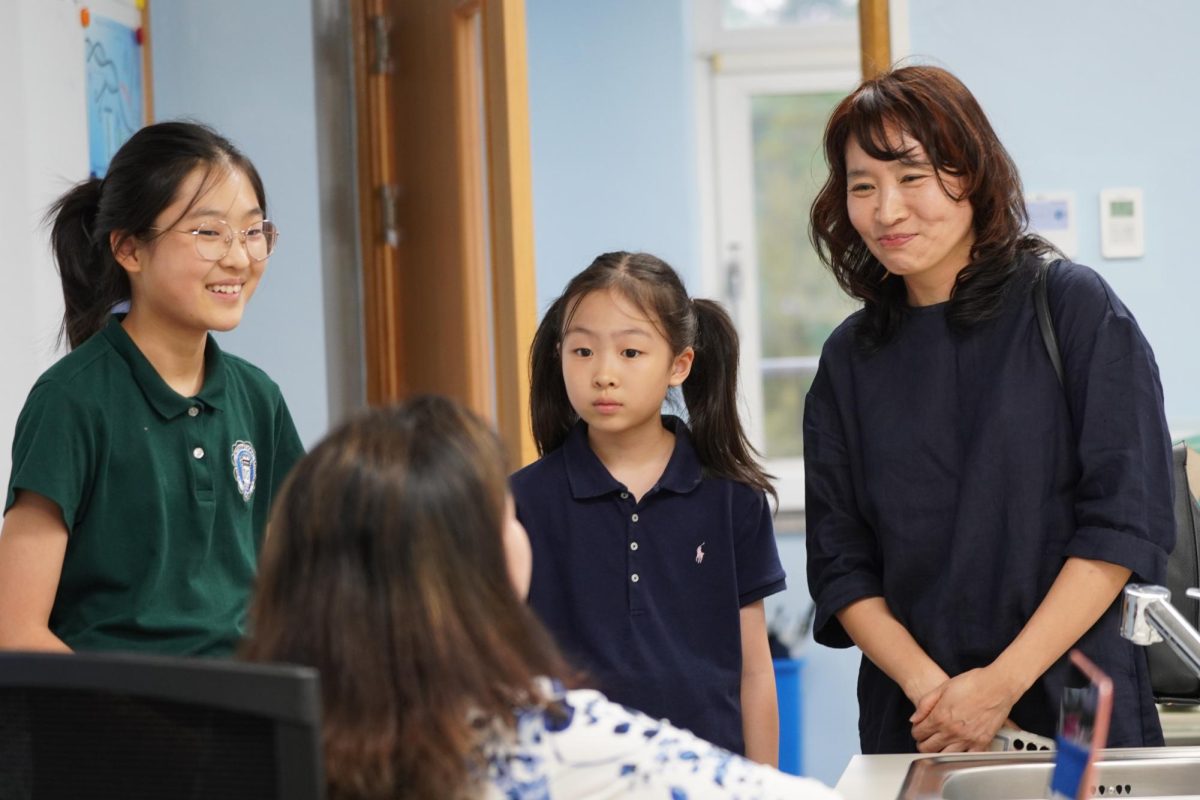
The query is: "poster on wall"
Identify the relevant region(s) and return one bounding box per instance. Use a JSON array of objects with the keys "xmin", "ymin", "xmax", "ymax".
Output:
[{"xmin": 81, "ymin": 0, "xmax": 152, "ymax": 178}]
